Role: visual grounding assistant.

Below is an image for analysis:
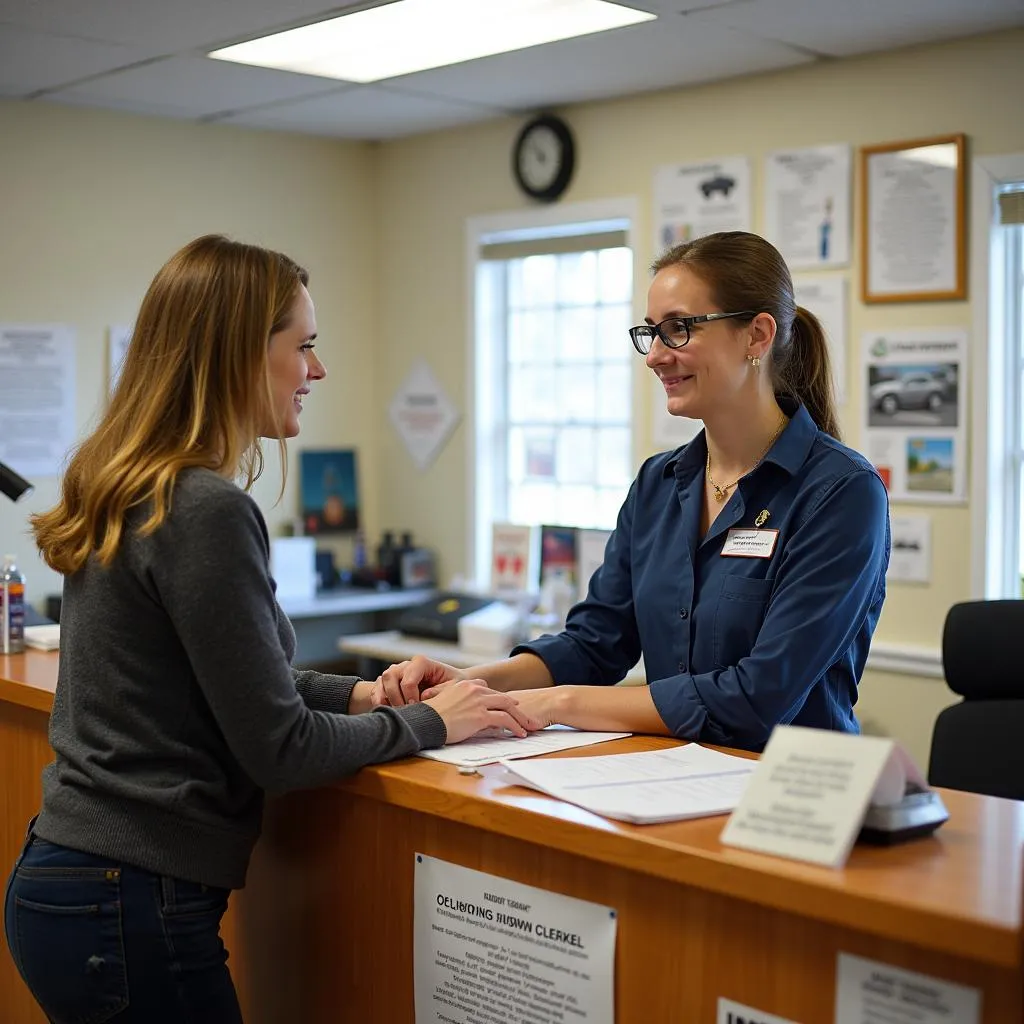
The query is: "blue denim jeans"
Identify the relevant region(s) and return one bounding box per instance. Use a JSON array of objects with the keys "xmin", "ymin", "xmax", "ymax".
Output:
[{"xmin": 4, "ymin": 824, "xmax": 243, "ymax": 1023}]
